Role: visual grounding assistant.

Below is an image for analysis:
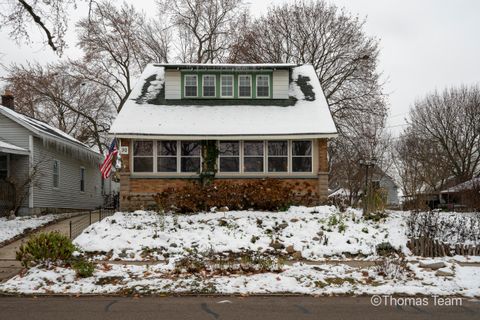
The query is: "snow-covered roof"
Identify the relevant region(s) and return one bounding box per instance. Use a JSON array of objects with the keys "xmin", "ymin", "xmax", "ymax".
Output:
[
  {"xmin": 441, "ymin": 177, "xmax": 480, "ymax": 194},
  {"xmin": 0, "ymin": 105, "xmax": 100, "ymax": 158},
  {"xmin": 110, "ymin": 64, "xmax": 338, "ymax": 139},
  {"xmin": 161, "ymin": 63, "xmax": 296, "ymax": 69},
  {"xmin": 0, "ymin": 140, "xmax": 29, "ymax": 155}
]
